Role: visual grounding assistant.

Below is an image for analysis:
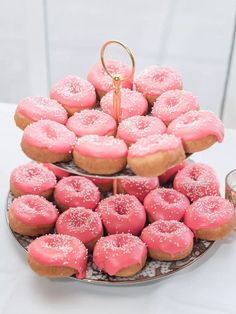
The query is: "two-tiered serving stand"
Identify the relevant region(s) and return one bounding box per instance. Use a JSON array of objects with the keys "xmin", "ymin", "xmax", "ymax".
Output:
[{"xmin": 6, "ymin": 40, "xmax": 214, "ymax": 285}]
